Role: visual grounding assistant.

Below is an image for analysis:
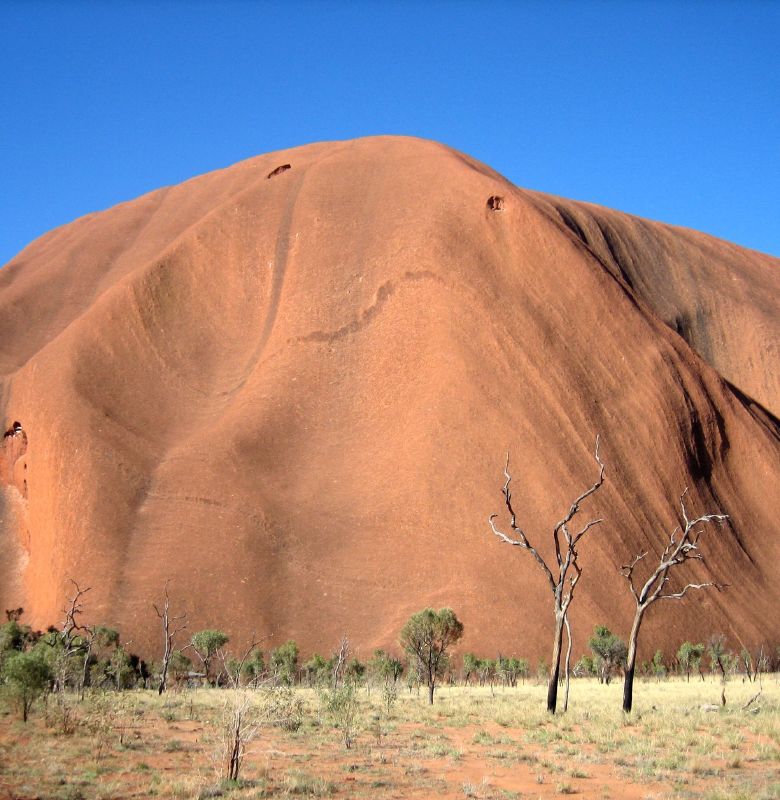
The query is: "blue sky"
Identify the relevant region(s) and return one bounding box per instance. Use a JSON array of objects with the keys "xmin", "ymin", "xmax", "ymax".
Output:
[{"xmin": 2, "ymin": 1, "xmax": 779, "ymax": 266}]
